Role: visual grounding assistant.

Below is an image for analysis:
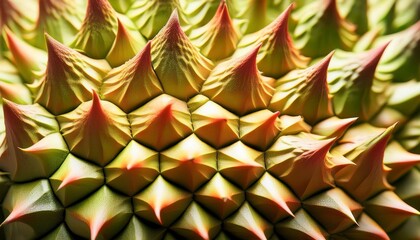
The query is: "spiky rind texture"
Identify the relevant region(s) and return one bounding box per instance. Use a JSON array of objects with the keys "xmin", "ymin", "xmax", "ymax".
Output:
[{"xmin": 0, "ymin": 0, "xmax": 419, "ymax": 239}]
